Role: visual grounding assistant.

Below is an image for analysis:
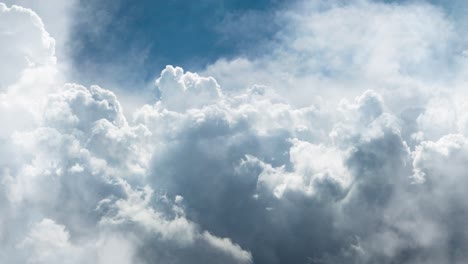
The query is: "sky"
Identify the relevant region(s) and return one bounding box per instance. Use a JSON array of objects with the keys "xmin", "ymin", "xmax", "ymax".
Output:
[
  {"xmin": 68, "ymin": 0, "xmax": 288, "ymax": 89},
  {"xmin": 2, "ymin": 0, "xmax": 468, "ymax": 263}
]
